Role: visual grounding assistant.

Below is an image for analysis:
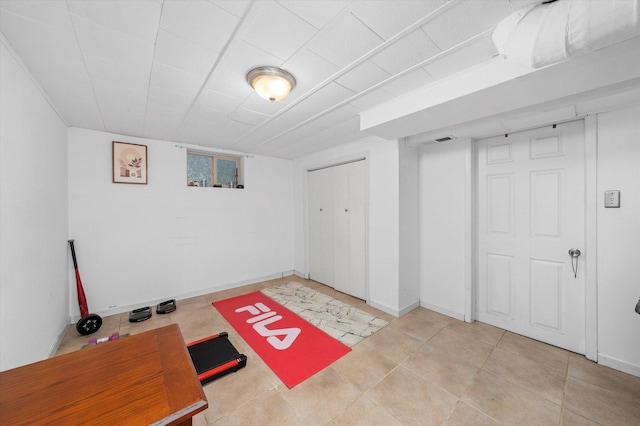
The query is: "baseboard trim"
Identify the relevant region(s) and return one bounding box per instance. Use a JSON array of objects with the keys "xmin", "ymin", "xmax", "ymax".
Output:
[
  {"xmin": 597, "ymin": 354, "xmax": 640, "ymax": 378},
  {"xmin": 368, "ymin": 299, "xmax": 401, "ymax": 318},
  {"xmin": 294, "ymin": 270, "xmax": 309, "ymax": 279},
  {"xmin": 419, "ymin": 302, "xmax": 465, "ymax": 322},
  {"xmin": 72, "ymin": 271, "xmax": 294, "ymax": 321},
  {"xmin": 49, "ymin": 315, "xmax": 72, "ymax": 358},
  {"xmin": 399, "ymin": 300, "xmax": 420, "ymax": 317}
]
